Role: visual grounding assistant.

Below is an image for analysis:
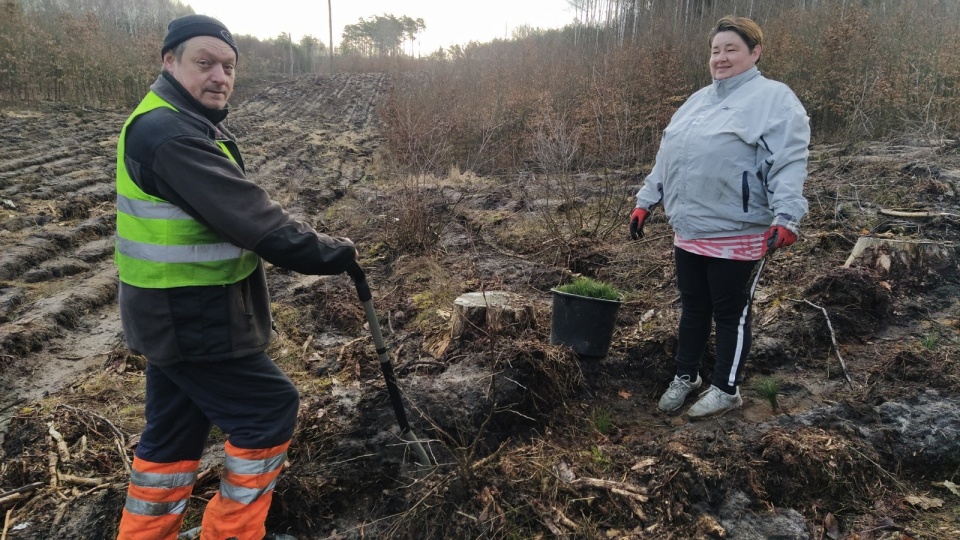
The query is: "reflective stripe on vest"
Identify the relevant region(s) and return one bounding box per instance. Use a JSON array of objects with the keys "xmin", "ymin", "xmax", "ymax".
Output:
[{"xmin": 115, "ymin": 91, "xmax": 258, "ymax": 288}]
